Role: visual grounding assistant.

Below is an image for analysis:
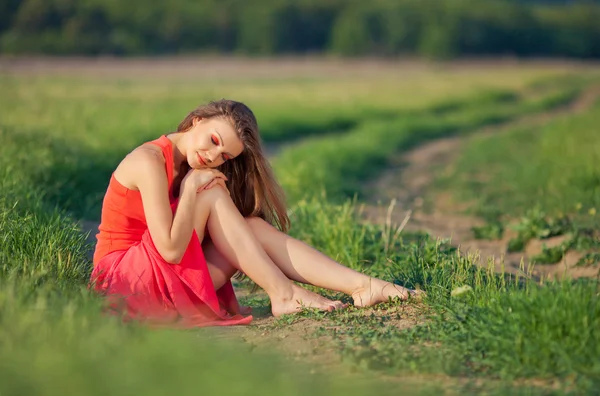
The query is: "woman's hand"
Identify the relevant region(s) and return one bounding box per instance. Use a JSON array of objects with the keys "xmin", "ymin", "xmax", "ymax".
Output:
[
  {"xmin": 181, "ymin": 168, "xmax": 228, "ymax": 194},
  {"xmin": 203, "ymin": 177, "xmax": 230, "ymax": 195}
]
